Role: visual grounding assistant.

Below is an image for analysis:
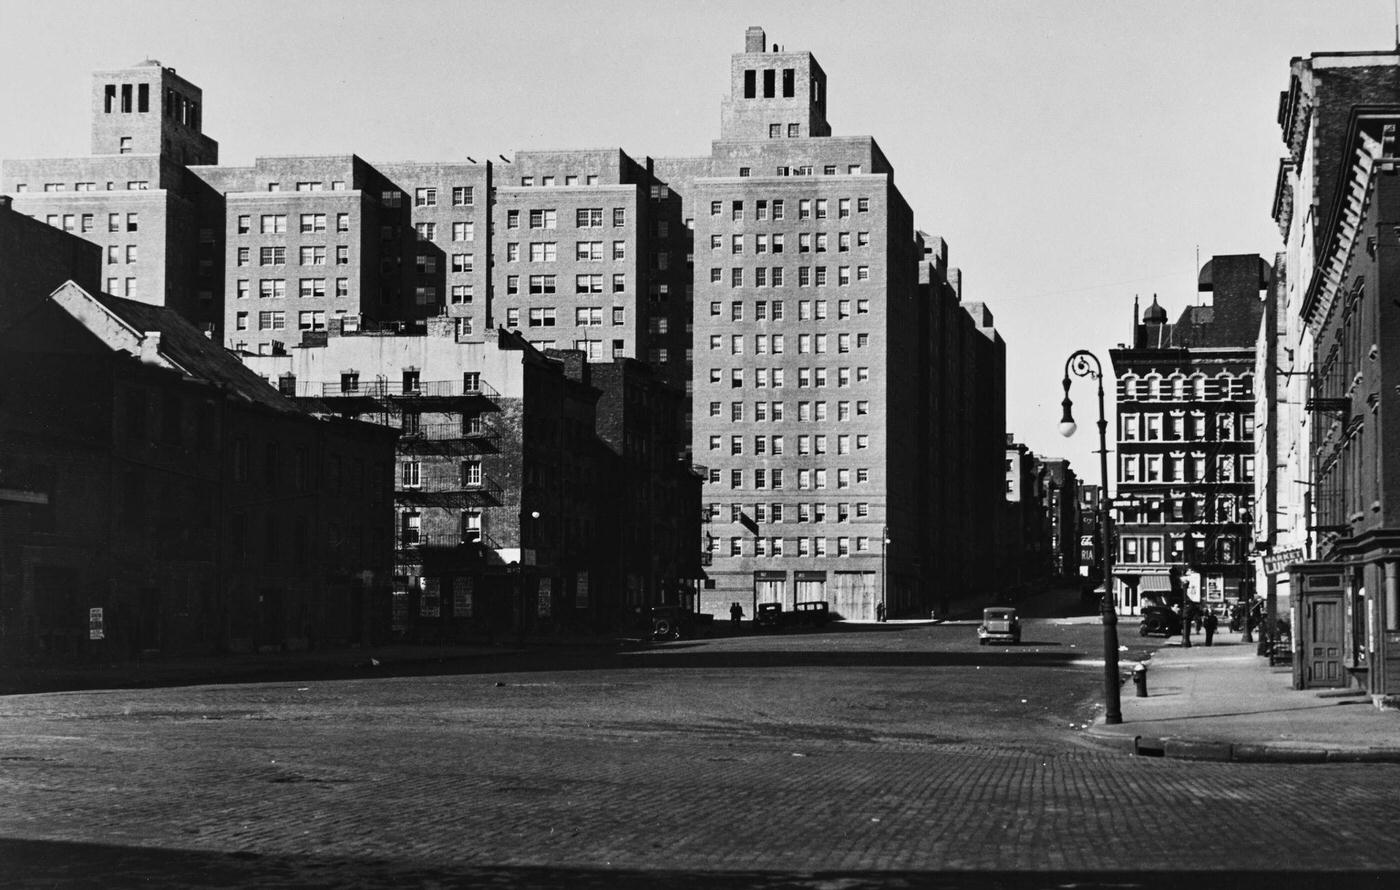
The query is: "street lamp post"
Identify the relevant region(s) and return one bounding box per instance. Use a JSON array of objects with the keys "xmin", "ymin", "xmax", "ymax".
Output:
[
  {"xmin": 880, "ymin": 526, "xmax": 890, "ymax": 622},
  {"xmin": 1060, "ymin": 349, "xmax": 1123, "ymax": 725}
]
